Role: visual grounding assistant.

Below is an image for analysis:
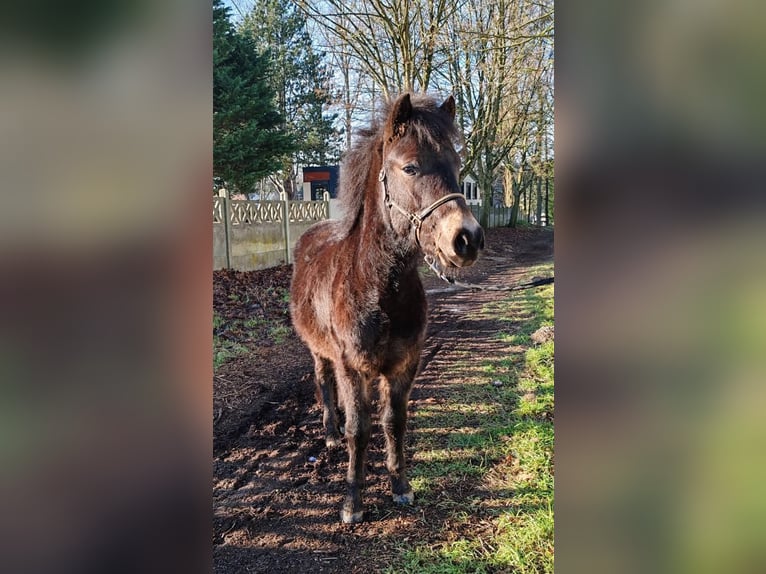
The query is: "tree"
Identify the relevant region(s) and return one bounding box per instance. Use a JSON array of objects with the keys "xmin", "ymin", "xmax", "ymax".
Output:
[
  {"xmin": 309, "ymin": 17, "xmax": 368, "ymax": 152},
  {"xmin": 502, "ymin": 28, "xmax": 553, "ymax": 228},
  {"xmin": 446, "ymin": 0, "xmax": 553, "ymax": 228},
  {"xmin": 295, "ymin": 0, "xmax": 462, "ymax": 98},
  {"xmin": 241, "ymin": 0, "xmax": 340, "ymax": 197},
  {"xmin": 296, "ymin": 0, "xmax": 554, "ymax": 227},
  {"xmin": 213, "ymin": 0, "xmax": 294, "ymax": 193}
]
